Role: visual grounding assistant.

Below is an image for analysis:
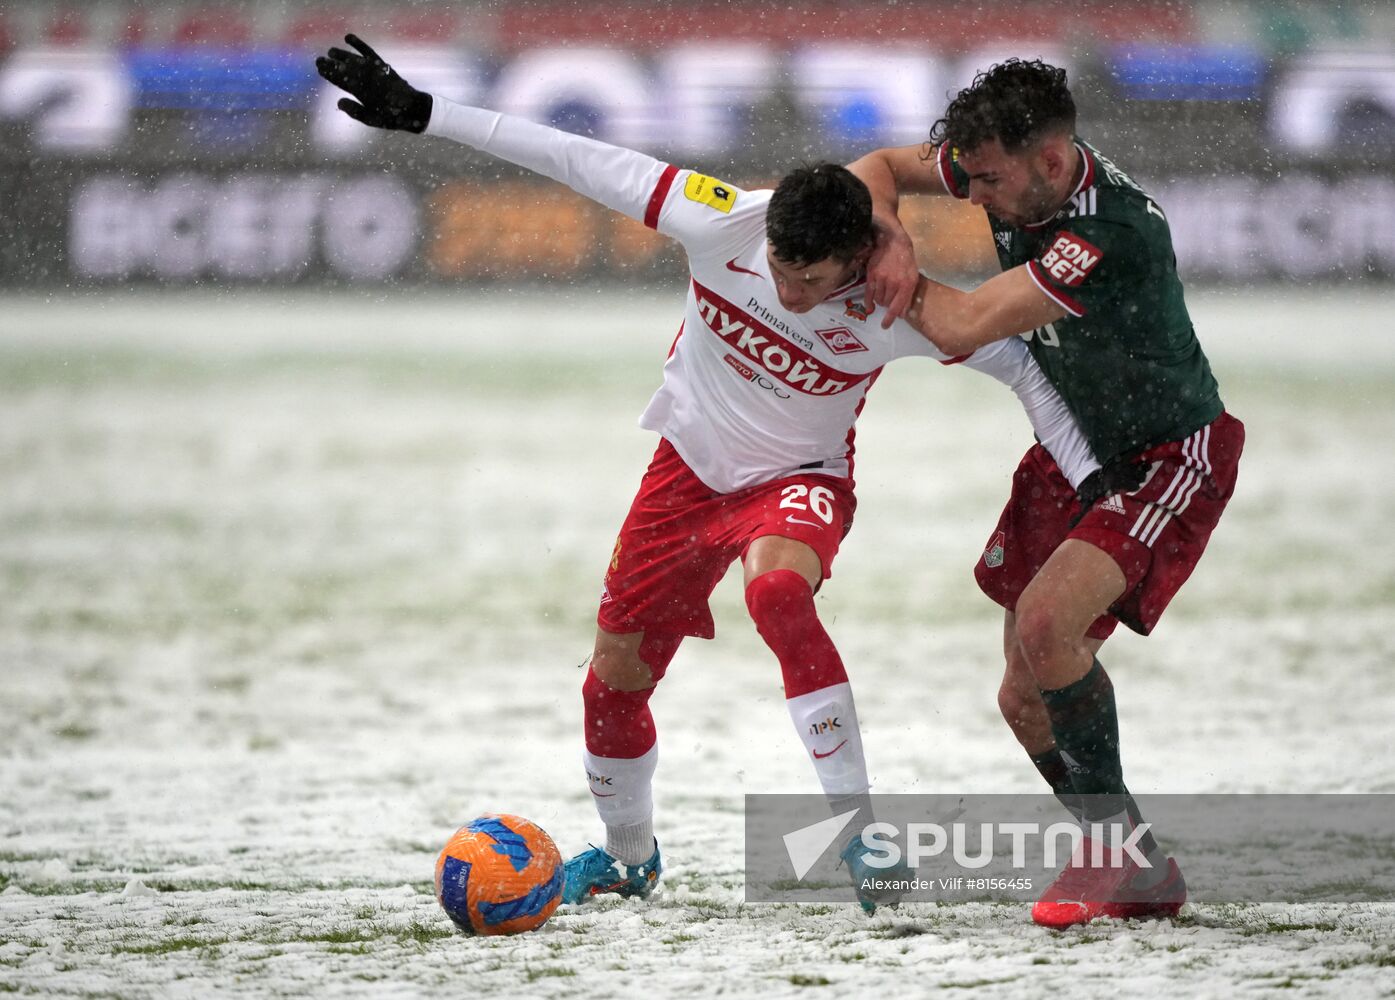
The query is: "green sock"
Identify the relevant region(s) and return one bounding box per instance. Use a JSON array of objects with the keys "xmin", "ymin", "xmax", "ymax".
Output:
[{"xmin": 1039, "ymin": 659, "xmax": 1126, "ymax": 823}]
